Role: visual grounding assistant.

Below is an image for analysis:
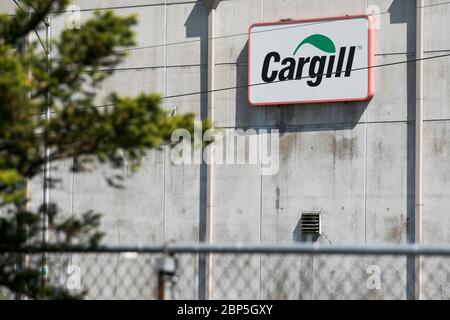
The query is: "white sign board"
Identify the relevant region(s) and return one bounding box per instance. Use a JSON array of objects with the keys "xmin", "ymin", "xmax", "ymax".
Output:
[{"xmin": 248, "ymin": 16, "xmax": 374, "ymax": 106}]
